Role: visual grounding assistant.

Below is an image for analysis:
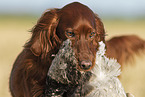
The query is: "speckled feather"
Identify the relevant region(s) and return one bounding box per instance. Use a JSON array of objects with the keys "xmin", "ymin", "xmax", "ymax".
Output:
[
  {"xmin": 45, "ymin": 39, "xmax": 91, "ymax": 97},
  {"xmin": 45, "ymin": 39, "xmax": 128, "ymax": 97}
]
